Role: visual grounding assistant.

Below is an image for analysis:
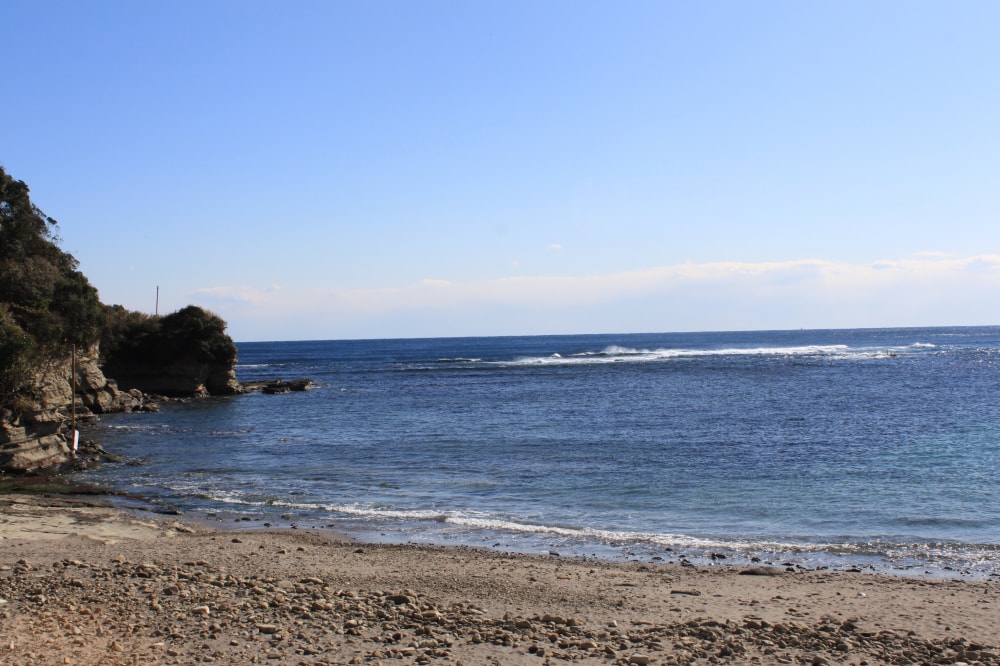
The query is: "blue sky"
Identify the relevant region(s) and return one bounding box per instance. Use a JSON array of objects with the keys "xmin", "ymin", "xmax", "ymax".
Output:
[{"xmin": 4, "ymin": 1, "xmax": 999, "ymax": 341}]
